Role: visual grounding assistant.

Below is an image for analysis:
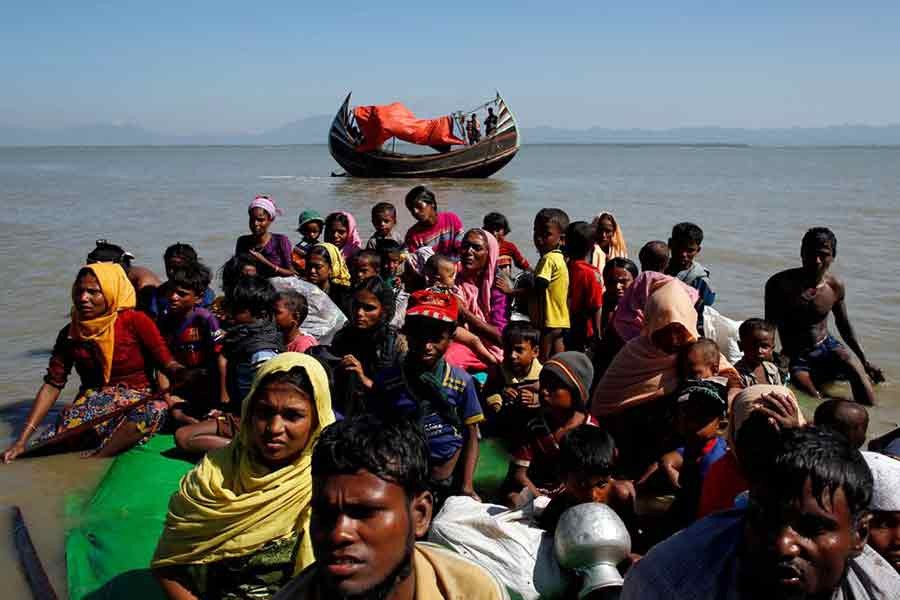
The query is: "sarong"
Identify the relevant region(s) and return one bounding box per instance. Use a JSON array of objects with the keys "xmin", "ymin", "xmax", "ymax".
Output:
[{"xmin": 35, "ymin": 386, "xmax": 167, "ymax": 456}]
